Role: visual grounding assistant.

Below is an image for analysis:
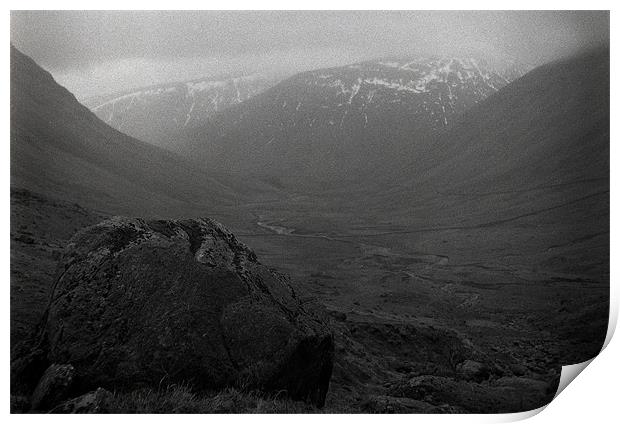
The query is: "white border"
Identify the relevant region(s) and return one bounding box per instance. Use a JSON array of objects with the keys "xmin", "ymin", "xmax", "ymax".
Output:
[
  {"xmin": 1, "ymin": 1, "xmax": 617, "ymax": 10},
  {"xmin": 2, "ymin": 2, "xmax": 617, "ymax": 423}
]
